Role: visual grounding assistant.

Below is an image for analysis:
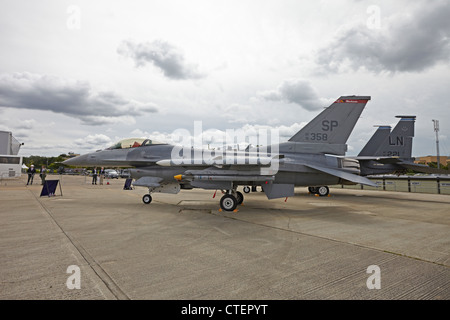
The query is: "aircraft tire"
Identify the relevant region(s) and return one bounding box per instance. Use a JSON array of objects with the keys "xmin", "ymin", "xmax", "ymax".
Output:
[
  {"xmin": 220, "ymin": 194, "xmax": 238, "ymax": 212},
  {"xmin": 317, "ymin": 186, "xmax": 329, "ymax": 197},
  {"xmin": 308, "ymin": 187, "xmax": 318, "ymax": 194},
  {"xmin": 236, "ymin": 191, "xmax": 244, "ymax": 205},
  {"xmin": 142, "ymin": 194, "xmax": 152, "ymax": 204},
  {"xmin": 243, "ymin": 186, "xmax": 250, "ymax": 194}
]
